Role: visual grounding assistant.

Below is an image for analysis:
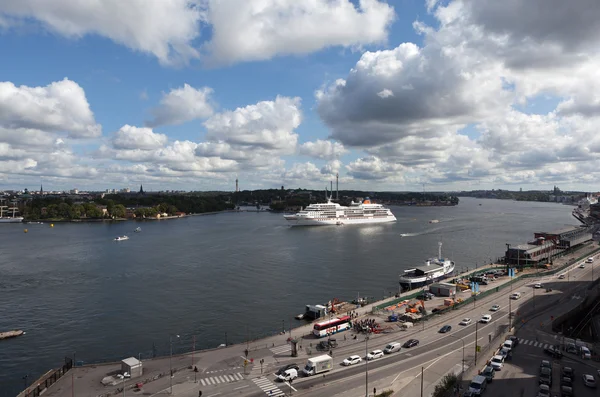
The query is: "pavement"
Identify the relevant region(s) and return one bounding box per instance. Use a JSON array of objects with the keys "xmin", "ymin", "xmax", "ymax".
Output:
[{"xmin": 29, "ymin": 242, "xmax": 600, "ymax": 397}]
